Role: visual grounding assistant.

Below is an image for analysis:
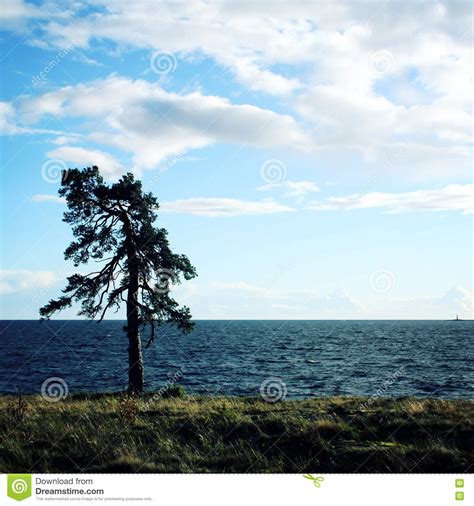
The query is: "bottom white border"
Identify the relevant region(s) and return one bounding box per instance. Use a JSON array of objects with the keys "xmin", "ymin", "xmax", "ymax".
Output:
[{"xmin": 1, "ymin": 473, "xmax": 469, "ymax": 505}]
